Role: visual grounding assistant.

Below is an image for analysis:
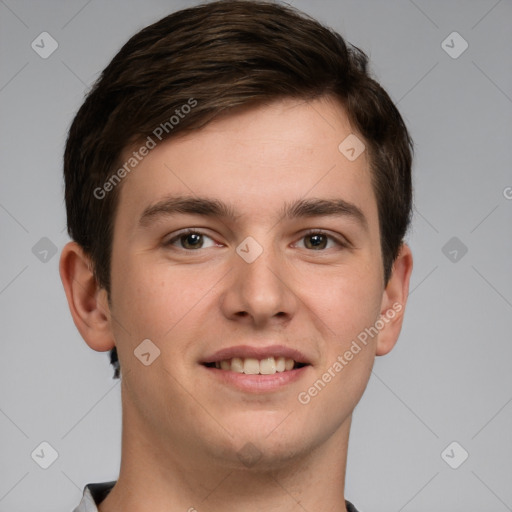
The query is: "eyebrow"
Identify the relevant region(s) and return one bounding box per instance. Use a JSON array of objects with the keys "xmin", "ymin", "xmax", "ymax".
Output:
[{"xmin": 138, "ymin": 196, "xmax": 368, "ymax": 231}]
